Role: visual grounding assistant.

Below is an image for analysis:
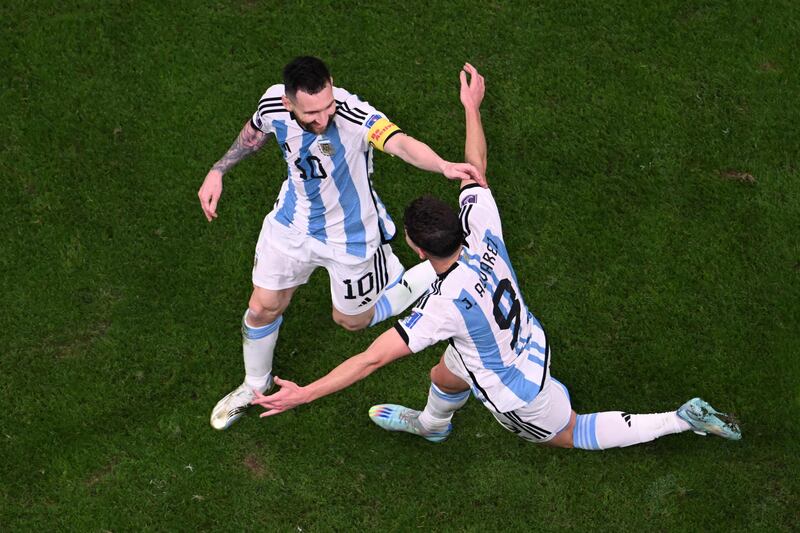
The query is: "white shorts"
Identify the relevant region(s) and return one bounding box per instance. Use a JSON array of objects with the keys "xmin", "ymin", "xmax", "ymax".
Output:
[
  {"xmin": 252, "ymin": 217, "xmax": 404, "ymax": 315},
  {"xmin": 442, "ymin": 345, "xmax": 572, "ymax": 443}
]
